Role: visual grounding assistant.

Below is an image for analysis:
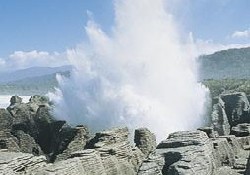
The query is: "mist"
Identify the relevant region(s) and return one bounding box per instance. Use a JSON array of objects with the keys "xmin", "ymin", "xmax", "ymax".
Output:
[{"xmin": 49, "ymin": 0, "xmax": 209, "ymax": 141}]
